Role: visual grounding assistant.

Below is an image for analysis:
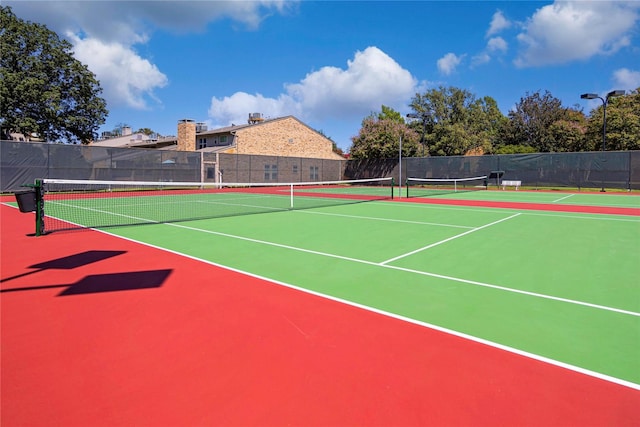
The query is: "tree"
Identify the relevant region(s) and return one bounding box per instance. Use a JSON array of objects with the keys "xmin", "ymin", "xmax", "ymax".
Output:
[
  {"xmin": 135, "ymin": 127, "xmax": 156, "ymax": 136},
  {"xmin": 350, "ymin": 106, "xmax": 420, "ymax": 159},
  {"xmin": 503, "ymin": 90, "xmax": 585, "ymax": 152},
  {"xmin": 548, "ymin": 109, "xmax": 589, "ymax": 152},
  {"xmin": 409, "ymin": 86, "xmax": 505, "ymax": 156},
  {"xmin": 584, "ymin": 88, "xmax": 640, "ymax": 151},
  {"xmin": 377, "ymin": 105, "xmax": 405, "ymax": 123},
  {"xmin": 0, "ymin": 6, "xmax": 108, "ymax": 143}
]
